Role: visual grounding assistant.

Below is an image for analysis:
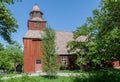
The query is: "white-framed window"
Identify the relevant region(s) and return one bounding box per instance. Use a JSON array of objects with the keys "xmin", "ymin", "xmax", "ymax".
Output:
[{"xmin": 61, "ymin": 56, "xmax": 67, "ymax": 64}]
